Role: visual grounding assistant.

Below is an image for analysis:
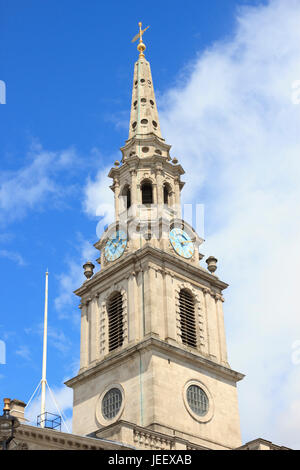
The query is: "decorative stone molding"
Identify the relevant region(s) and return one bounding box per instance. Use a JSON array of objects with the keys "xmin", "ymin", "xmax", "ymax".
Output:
[
  {"xmin": 10, "ymin": 441, "xmax": 29, "ymax": 450},
  {"xmin": 139, "ymin": 173, "xmax": 154, "ymax": 184},
  {"xmin": 99, "ymin": 300, "xmax": 107, "ymax": 357},
  {"xmin": 133, "ymin": 429, "xmax": 173, "ymax": 450},
  {"xmin": 201, "ymin": 287, "xmax": 210, "ymax": 295},
  {"xmin": 215, "ymin": 293, "xmax": 225, "ymax": 302},
  {"xmin": 14, "ymin": 424, "xmax": 130, "ymax": 451}
]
